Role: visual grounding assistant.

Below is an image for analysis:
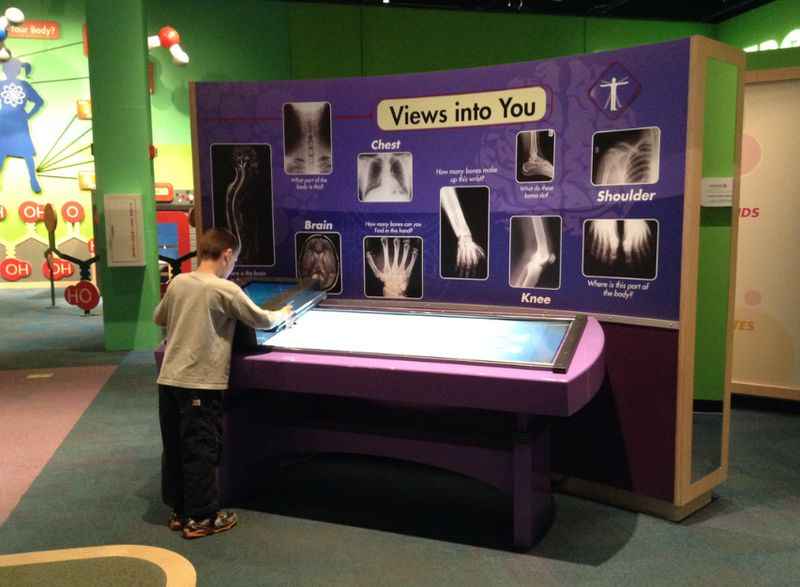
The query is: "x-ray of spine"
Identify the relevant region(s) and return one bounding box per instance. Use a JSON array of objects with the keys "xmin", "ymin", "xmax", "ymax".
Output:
[
  {"xmin": 283, "ymin": 102, "xmax": 332, "ymax": 175},
  {"xmin": 592, "ymin": 127, "xmax": 660, "ymax": 186},
  {"xmin": 509, "ymin": 216, "xmax": 562, "ymax": 289},
  {"xmin": 357, "ymin": 152, "xmax": 413, "ymax": 202},
  {"xmin": 516, "ymin": 129, "xmax": 555, "ymax": 183},
  {"xmin": 439, "ymin": 186, "xmax": 489, "ymax": 280},
  {"xmin": 210, "ymin": 143, "xmax": 275, "ymax": 266},
  {"xmin": 296, "ymin": 232, "xmax": 342, "ymax": 294},
  {"xmin": 582, "ymin": 218, "xmax": 659, "ymax": 279},
  {"xmin": 364, "ymin": 236, "xmax": 422, "ymax": 299}
]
